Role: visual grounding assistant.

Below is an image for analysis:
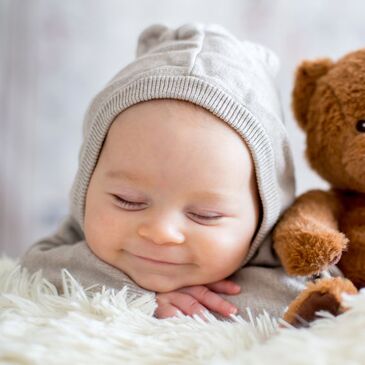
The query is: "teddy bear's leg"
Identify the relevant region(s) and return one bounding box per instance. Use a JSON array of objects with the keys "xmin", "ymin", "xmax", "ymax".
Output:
[
  {"xmin": 283, "ymin": 277, "xmax": 357, "ymax": 328},
  {"xmin": 273, "ymin": 189, "xmax": 348, "ymax": 276}
]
